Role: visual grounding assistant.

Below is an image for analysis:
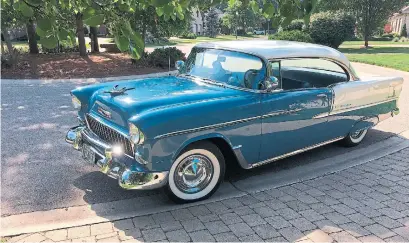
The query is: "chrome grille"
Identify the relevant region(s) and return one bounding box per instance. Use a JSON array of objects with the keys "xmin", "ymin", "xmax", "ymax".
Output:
[{"xmin": 86, "ymin": 114, "xmax": 133, "ymax": 156}]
